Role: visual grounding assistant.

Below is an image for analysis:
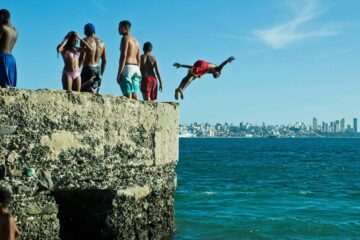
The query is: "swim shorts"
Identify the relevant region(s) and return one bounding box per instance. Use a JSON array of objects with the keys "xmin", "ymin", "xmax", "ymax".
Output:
[
  {"xmin": 141, "ymin": 75, "xmax": 158, "ymax": 101},
  {"xmin": 190, "ymin": 60, "xmax": 209, "ymax": 78},
  {"xmin": 81, "ymin": 65, "xmax": 102, "ymax": 93},
  {"xmin": 119, "ymin": 64, "xmax": 142, "ymax": 95},
  {"xmin": 0, "ymin": 53, "xmax": 17, "ymax": 87}
]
